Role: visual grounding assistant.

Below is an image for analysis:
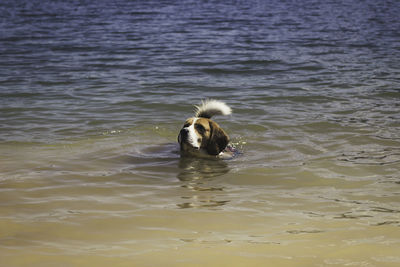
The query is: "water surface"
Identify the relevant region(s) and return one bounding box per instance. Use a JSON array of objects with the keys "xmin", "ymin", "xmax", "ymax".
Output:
[{"xmin": 1, "ymin": 0, "xmax": 400, "ymax": 266}]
